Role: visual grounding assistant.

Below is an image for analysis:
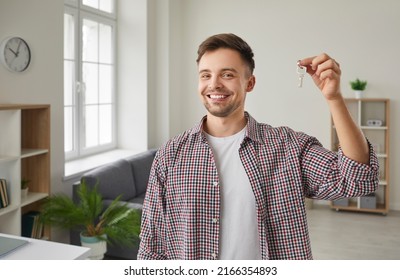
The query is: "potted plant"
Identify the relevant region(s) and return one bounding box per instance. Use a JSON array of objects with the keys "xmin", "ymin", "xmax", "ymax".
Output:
[
  {"xmin": 39, "ymin": 180, "xmax": 141, "ymax": 259},
  {"xmin": 350, "ymin": 78, "xmax": 367, "ymax": 99},
  {"xmin": 21, "ymin": 178, "xmax": 30, "ymax": 198}
]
